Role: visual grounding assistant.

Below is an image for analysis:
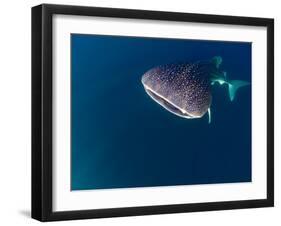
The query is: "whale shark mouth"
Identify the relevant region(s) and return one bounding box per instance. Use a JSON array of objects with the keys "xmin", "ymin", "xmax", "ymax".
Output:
[{"xmin": 143, "ymin": 85, "xmax": 199, "ymax": 119}]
